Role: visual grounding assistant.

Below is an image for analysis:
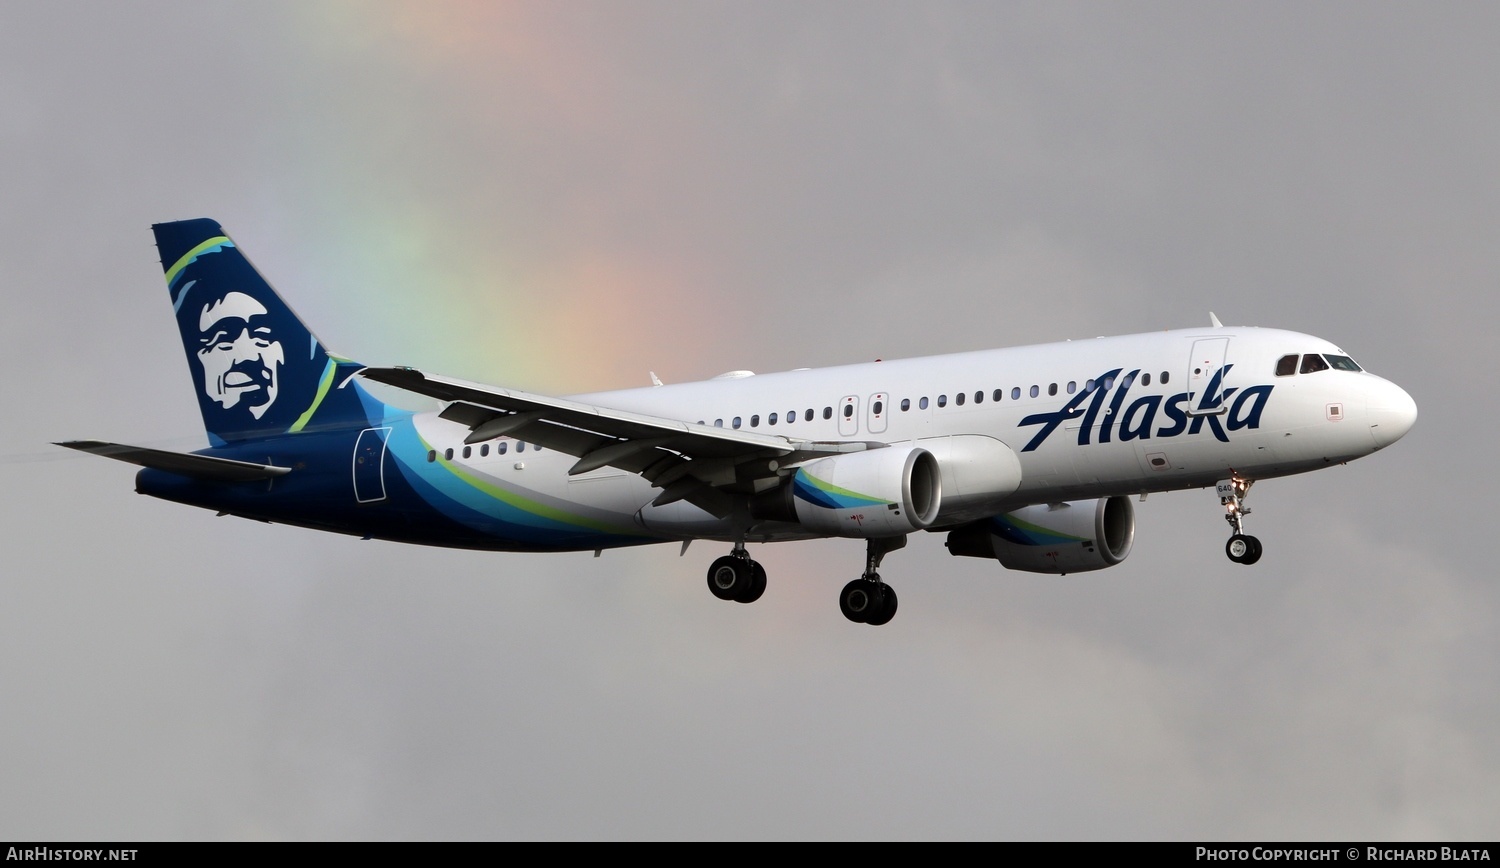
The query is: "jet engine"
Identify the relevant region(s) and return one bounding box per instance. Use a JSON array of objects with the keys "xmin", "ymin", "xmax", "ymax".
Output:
[
  {"xmin": 917, "ymin": 434, "xmax": 1024, "ymax": 524},
  {"xmin": 945, "ymin": 496, "xmax": 1135, "ymax": 574},
  {"xmin": 755, "ymin": 446, "xmax": 941, "ymax": 538}
]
